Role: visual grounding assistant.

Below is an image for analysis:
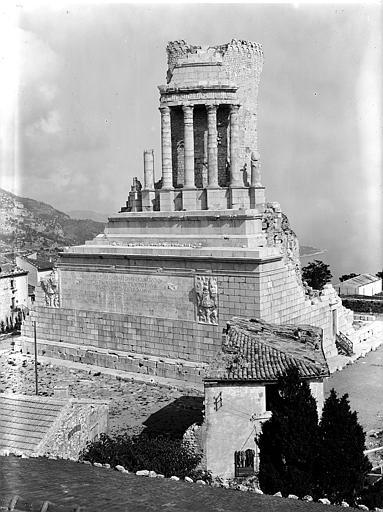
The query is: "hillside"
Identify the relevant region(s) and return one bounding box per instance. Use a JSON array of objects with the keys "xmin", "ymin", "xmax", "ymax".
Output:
[
  {"xmin": 68, "ymin": 210, "xmax": 110, "ymax": 222},
  {"xmin": 0, "ymin": 188, "xmax": 105, "ymax": 256}
]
